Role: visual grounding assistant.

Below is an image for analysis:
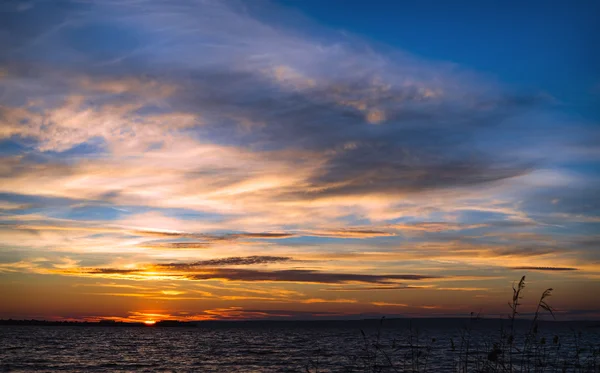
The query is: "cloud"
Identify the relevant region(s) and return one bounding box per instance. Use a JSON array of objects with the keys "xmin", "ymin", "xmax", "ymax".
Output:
[
  {"xmin": 186, "ymin": 268, "xmax": 438, "ymax": 284},
  {"xmin": 7, "ymin": 222, "xmax": 393, "ymax": 244},
  {"xmin": 134, "ymin": 231, "xmax": 294, "ymax": 240},
  {"xmin": 233, "ymin": 233, "xmax": 295, "ymax": 239},
  {"xmin": 66, "ymin": 264, "xmax": 439, "ymax": 285},
  {"xmin": 303, "ymin": 229, "xmax": 394, "ymax": 238},
  {"xmin": 300, "ymin": 144, "xmax": 532, "ymax": 199},
  {"xmin": 391, "ymin": 222, "xmax": 488, "ymax": 232},
  {"xmin": 321, "ymin": 285, "xmax": 426, "ymax": 291},
  {"xmin": 510, "ymin": 266, "xmax": 579, "ymax": 271},
  {"xmin": 0, "ymin": 0, "xmax": 543, "ymax": 207},
  {"xmin": 134, "ymin": 229, "xmax": 391, "ymax": 241},
  {"xmin": 157, "ymin": 256, "xmax": 292, "ymax": 268},
  {"xmin": 371, "ymin": 302, "xmax": 408, "ymax": 307},
  {"xmin": 492, "ymin": 247, "xmax": 557, "ymax": 257},
  {"xmin": 301, "ymin": 298, "xmax": 357, "ymax": 304},
  {"xmin": 141, "ymin": 242, "xmax": 212, "ymax": 250},
  {"xmin": 82, "ymin": 268, "xmax": 140, "ymax": 275},
  {"xmin": 198, "ymin": 307, "xmax": 347, "ymax": 320},
  {"xmin": 0, "ymin": 201, "xmax": 33, "ymax": 211}
]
